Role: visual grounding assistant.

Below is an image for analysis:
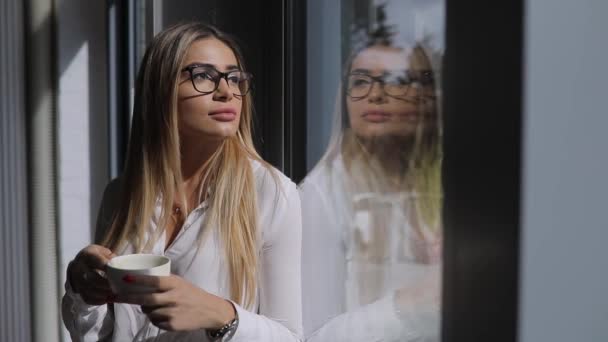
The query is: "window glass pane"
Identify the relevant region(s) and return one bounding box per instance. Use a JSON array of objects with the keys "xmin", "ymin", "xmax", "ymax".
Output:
[{"xmin": 302, "ymin": 1, "xmax": 445, "ymax": 340}]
